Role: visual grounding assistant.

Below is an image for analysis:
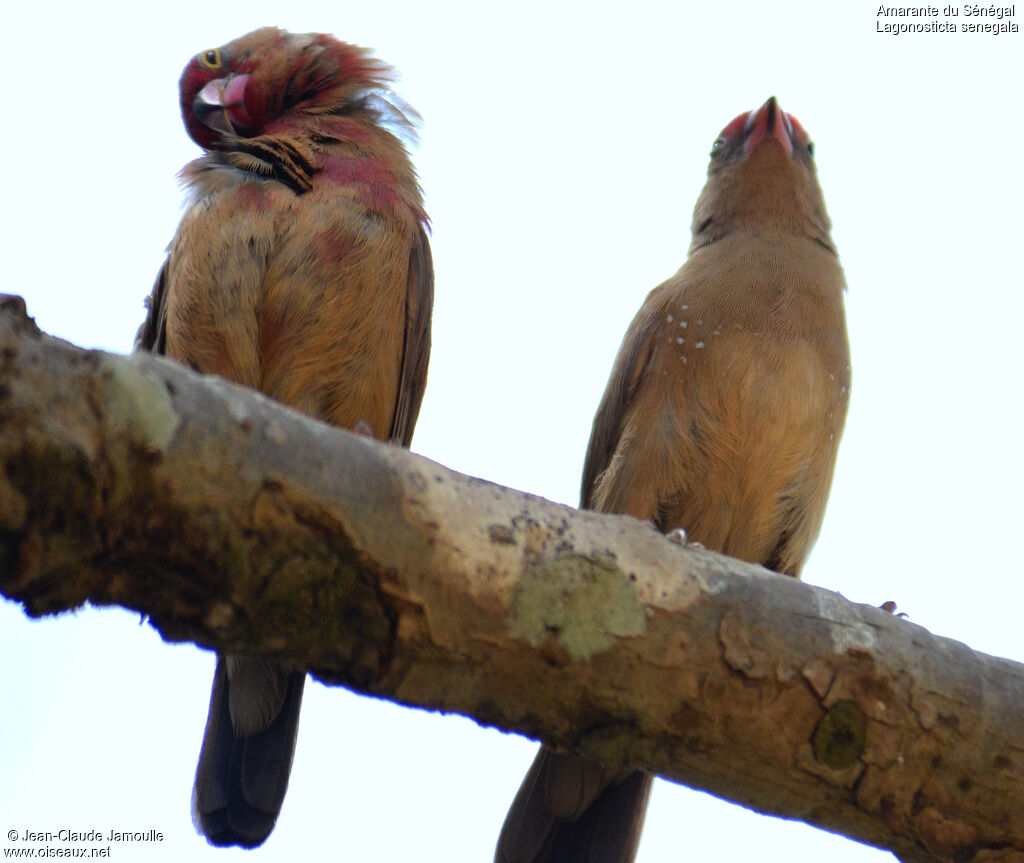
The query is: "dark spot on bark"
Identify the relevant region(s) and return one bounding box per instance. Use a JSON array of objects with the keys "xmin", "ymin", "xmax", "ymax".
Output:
[
  {"xmin": 488, "ymin": 524, "xmax": 515, "ymax": 545},
  {"xmin": 811, "ymin": 700, "xmax": 866, "ymax": 769}
]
